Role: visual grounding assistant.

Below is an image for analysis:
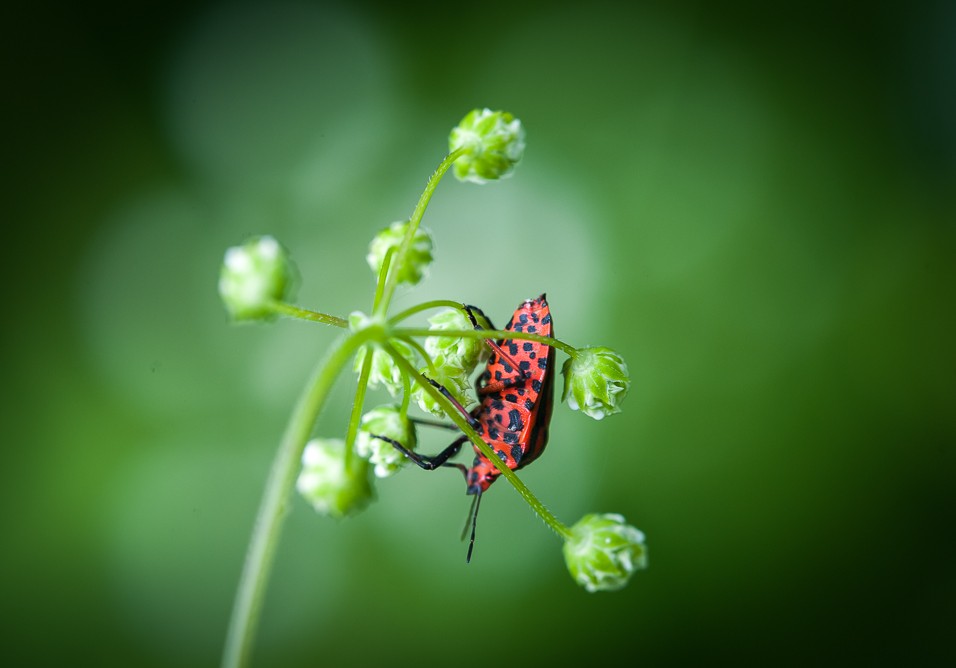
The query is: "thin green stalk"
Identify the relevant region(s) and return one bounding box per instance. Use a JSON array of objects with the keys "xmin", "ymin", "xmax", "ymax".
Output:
[
  {"xmin": 389, "ymin": 299, "xmax": 468, "ymax": 324},
  {"xmin": 343, "ymin": 351, "xmax": 374, "ymax": 469},
  {"xmin": 395, "ymin": 327, "xmax": 579, "ymax": 358},
  {"xmin": 268, "ymin": 301, "xmax": 348, "ymax": 328},
  {"xmin": 222, "ymin": 330, "xmax": 371, "ymax": 668},
  {"xmin": 381, "ymin": 341, "xmax": 572, "ymax": 540},
  {"xmin": 371, "ymin": 247, "xmax": 395, "ymax": 314},
  {"xmin": 376, "ymin": 148, "xmax": 466, "ymax": 317}
]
